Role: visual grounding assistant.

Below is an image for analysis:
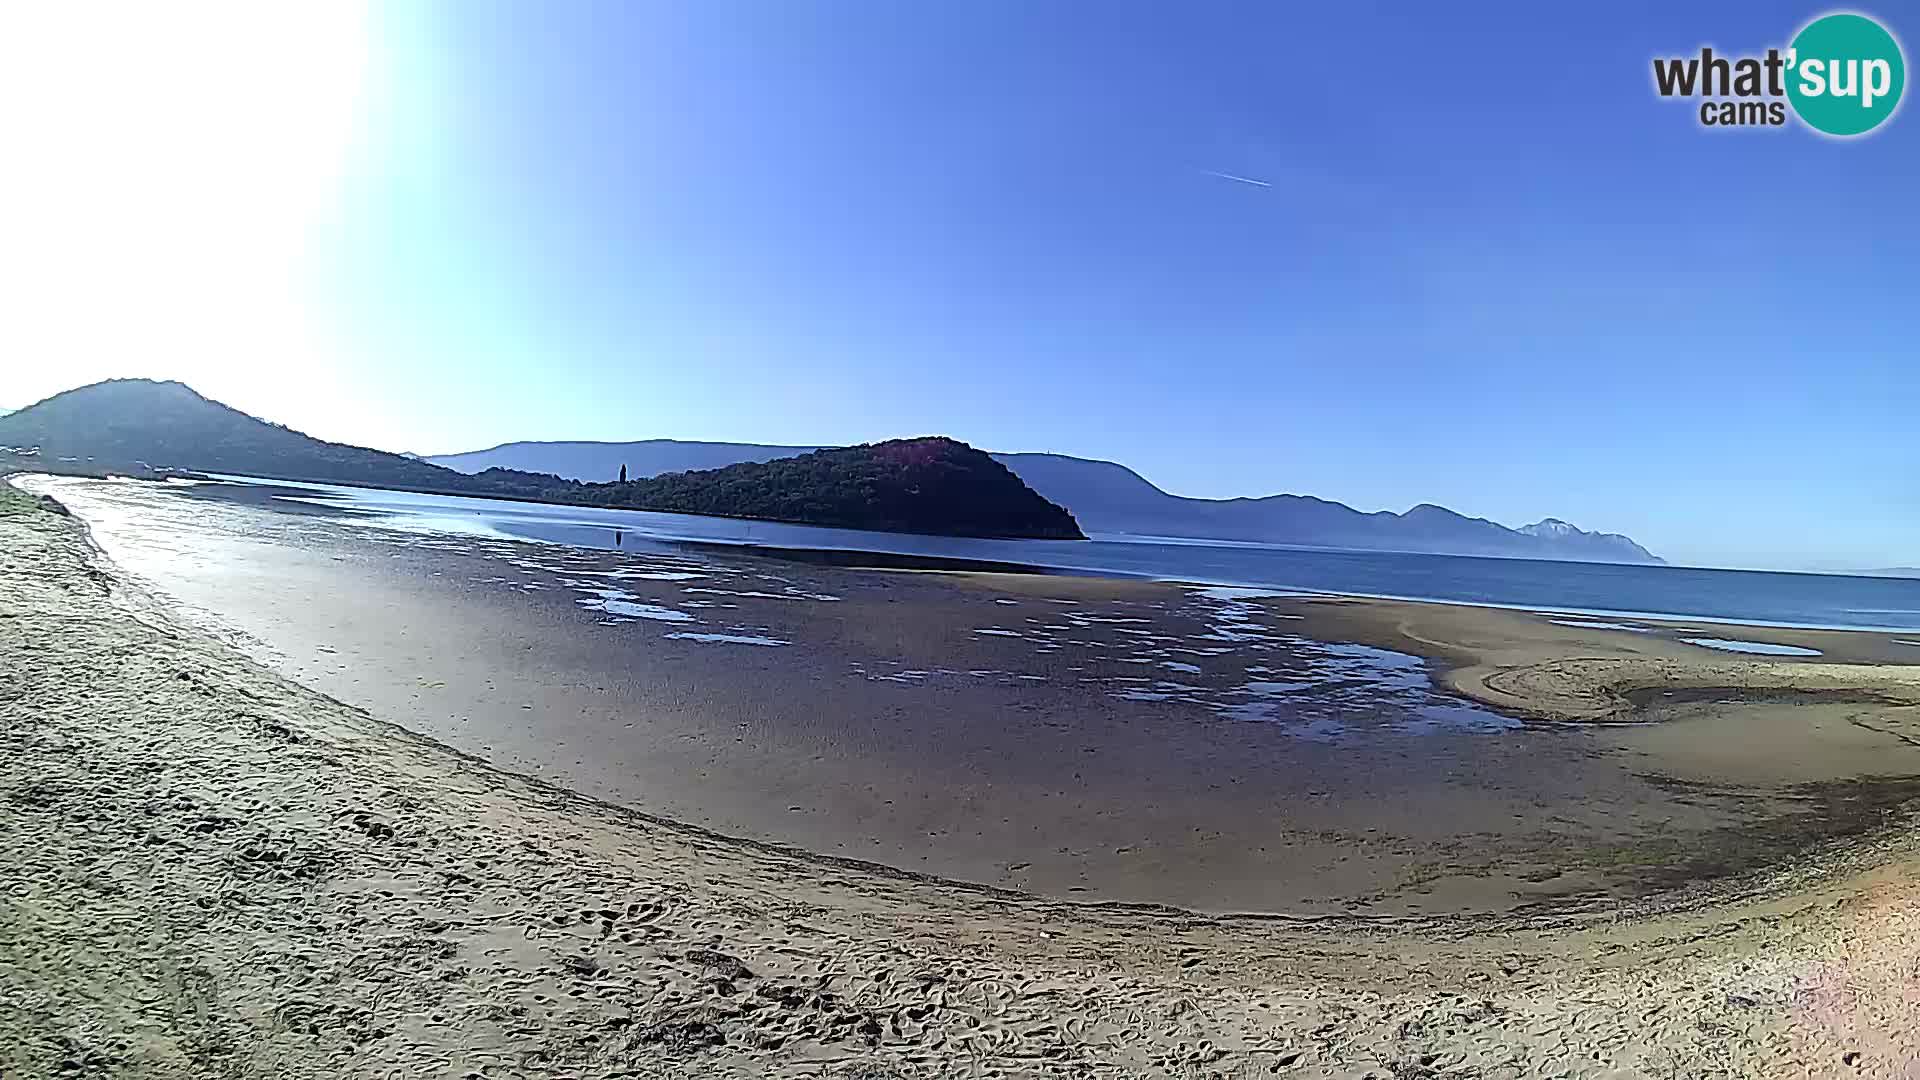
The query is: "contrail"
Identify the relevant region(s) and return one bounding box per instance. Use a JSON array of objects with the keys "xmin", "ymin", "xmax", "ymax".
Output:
[{"xmin": 1202, "ymin": 170, "xmax": 1272, "ymax": 188}]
